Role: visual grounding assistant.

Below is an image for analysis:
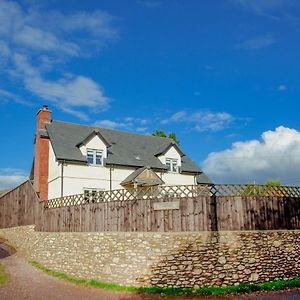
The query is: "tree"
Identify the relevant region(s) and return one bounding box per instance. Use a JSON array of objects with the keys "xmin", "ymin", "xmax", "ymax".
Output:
[
  {"xmin": 168, "ymin": 132, "xmax": 180, "ymax": 145},
  {"xmin": 241, "ymin": 181, "xmax": 283, "ymax": 197},
  {"xmin": 152, "ymin": 130, "xmax": 180, "ymax": 145},
  {"xmin": 265, "ymin": 180, "xmax": 281, "ymax": 187},
  {"xmin": 152, "ymin": 129, "xmax": 167, "ymax": 138}
]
